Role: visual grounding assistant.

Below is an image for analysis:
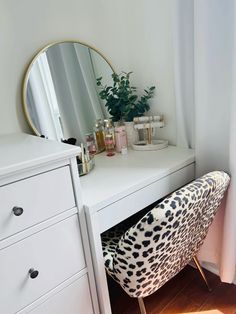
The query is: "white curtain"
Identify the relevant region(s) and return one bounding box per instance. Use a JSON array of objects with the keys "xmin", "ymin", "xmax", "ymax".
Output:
[
  {"xmin": 173, "ymin": 0, "xmax": 236, "ymax": 283},
  {"xmin": 172, "ymin": 0, "xmax": 195, "ymax": 149}
]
